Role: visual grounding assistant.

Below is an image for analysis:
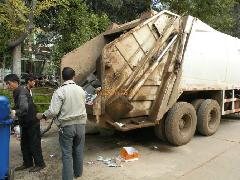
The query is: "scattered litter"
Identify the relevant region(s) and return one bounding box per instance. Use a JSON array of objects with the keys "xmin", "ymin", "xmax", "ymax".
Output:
[
  {"xmin": 152, "ymin": 146, "xmax": 159, "ymax": 150},
  {"xmin": 96, "ymin": 156, "xmax": 123, "ymax": 167},
  {"xmin": 85, "ymin": 92, "xmax": 97, "ymax": 105},
  {"xmin": 13, "ymin": 125, "xmax": 20, "ymax": 140},
  {"xmin": 87, "ymin": 161, "xmax": 95, "ymax": 165},
  {"xmin": 107, "ymin": 162, "xmax": 122, "ymax": 167},
  {"xmin": 49, "ymin": 154, "xmax": 55, "ymax": 158},
  {"xmin": 103, "ymin": 158, "xmax": 112, "ymax": 164},
  {"xmin": 114, "ymin": 122, "xmax": 125, "ymax": 128},
  {"xmin": 94, "ymin": 147, "xmax": 139, "ymax": 168},
  {"xmin": 97, "ymin": 156, "xmax": 104, "ymax": 161},
  {"xmin": 120, "ymin": 147, "xmax": 139, "ymax": 162}
]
